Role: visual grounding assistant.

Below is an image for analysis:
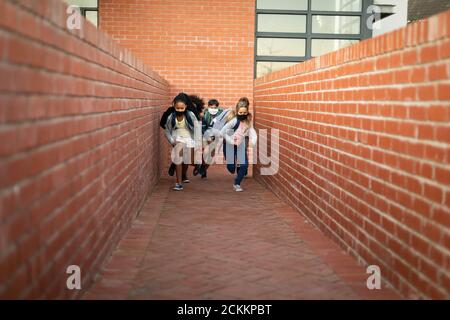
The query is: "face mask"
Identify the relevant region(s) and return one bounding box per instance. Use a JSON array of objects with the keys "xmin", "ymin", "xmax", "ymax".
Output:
[
  {"xmin": 175, "ymin": 110, "xmax": 185, "ymax": 116},
  {"xmin": 208, "ymin": 108, "xmax": 219, "ymax": 115},
  {"xmin": 237, "ymin": 114, "xmax": 248, "ymax": 121}
]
